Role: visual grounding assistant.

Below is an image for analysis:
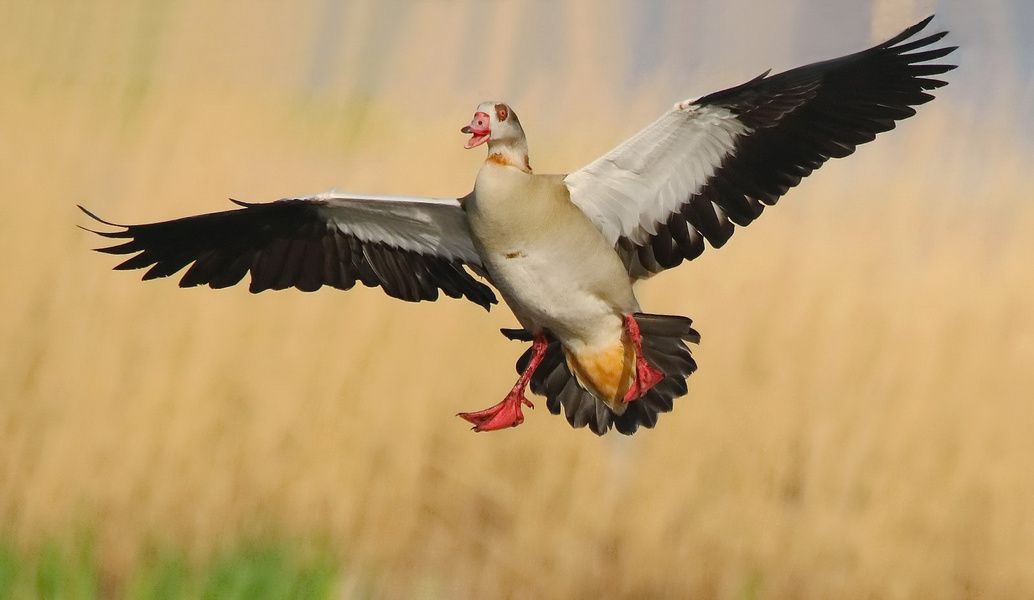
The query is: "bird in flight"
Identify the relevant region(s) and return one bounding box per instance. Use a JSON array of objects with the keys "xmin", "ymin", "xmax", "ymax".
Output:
[{"xmin": 81, "ymin": 17, "xmax": 956, "ymax": 436}]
